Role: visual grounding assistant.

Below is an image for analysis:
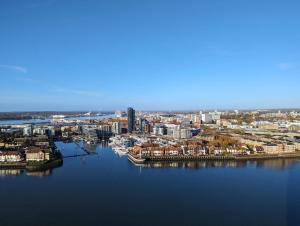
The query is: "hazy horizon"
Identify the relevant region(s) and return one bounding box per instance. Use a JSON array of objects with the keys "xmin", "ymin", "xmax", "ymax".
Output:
[{"xmin": 1, "ymin": 107, "xmax": 300, "ymax": 114}]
